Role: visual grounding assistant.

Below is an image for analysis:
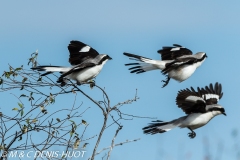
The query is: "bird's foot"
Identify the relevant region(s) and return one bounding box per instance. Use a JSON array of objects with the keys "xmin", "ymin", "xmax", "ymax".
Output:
[
  {"xmin": 188, "ymin": 131, "xmax": 196, "ymax": 139},
  {"xmin": 76, "ymin": 81, "xmax": 82, "ymax": 85},
  {"xmin": 161, "ymin": 76, "xmax": 170, "ymax": 88},
  {"xmin": 60, "ymin": 82, "xmax": 66, "ymax": 87},
  {"xmin": 88, "ymin": 80, "xmax": 95, "ymax": 89}
]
